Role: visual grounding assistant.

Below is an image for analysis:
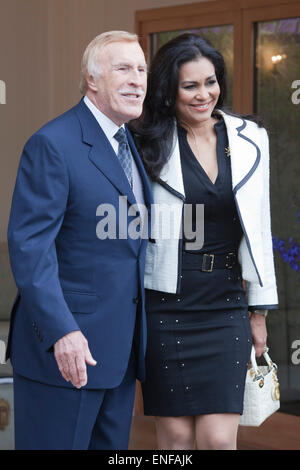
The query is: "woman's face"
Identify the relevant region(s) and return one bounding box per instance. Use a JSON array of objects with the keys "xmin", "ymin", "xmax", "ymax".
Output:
[{"xmin": 175, "ymin": 57, "xmax": 220, "ymax": 126}]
